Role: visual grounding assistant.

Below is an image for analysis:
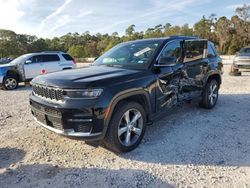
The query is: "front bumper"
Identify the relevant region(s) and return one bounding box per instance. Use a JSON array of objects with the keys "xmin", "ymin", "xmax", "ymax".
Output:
[
  {"xmin": 233, "ymin": 60, "xmax": 250, "ymax": 69},
  {"xmin": 34, "ymin": 117, "xmax": 102, "ymax": 138},
  {"xmin": 29, "ymin": 95, "xmax": 106, "ymax": 141}
]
